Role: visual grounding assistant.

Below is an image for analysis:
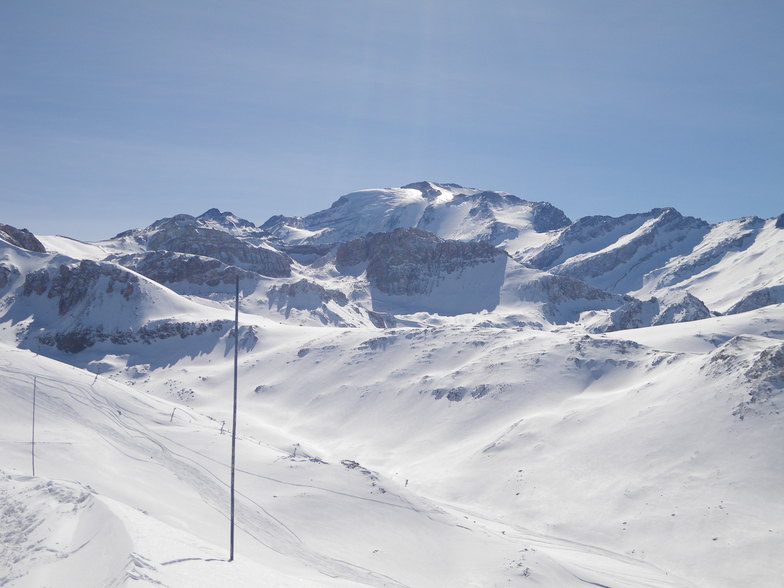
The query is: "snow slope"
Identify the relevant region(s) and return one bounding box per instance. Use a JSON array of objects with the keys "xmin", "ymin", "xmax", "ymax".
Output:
[
  {"xmin": 634, "ymin": 217, "xmax": 784, "ymax": 313},
  {"xmin": 6, "ymin": 300, "xmax": 778, "ymax": 587},
  {"xmin": 0, "ymin": 339, "xmax": 710, "ymax": 588},
  {"xmin": 261, "ymin": 182, "xmax": 570, "ymax": 249}
]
